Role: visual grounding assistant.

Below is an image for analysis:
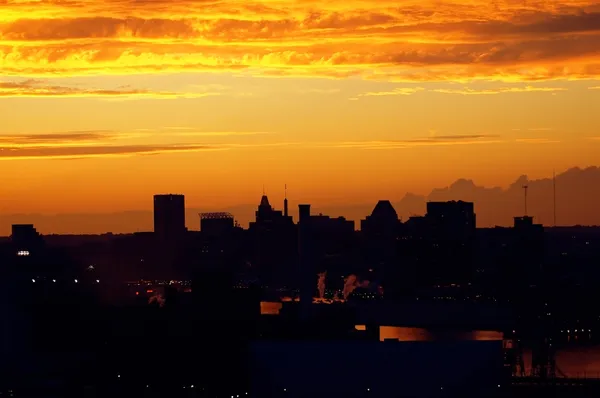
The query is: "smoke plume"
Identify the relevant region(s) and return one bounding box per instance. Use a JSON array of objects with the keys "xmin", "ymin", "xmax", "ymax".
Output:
[
  {"xmin": 149, "ymin": 294, "xmax": 166, "ymax": 308},
  {"xmin": 342, "ymin": 275, "xmax": 357, "ymax": 300},
  {"xmin": 342, "ymin": 275, "xmax": 372, "ymax": 299},
  {"xmin": 317, "ymin": 272, "xmax": 327, "ymax": 299}
]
